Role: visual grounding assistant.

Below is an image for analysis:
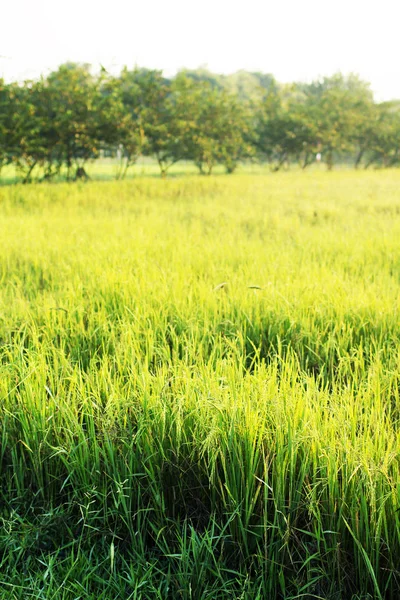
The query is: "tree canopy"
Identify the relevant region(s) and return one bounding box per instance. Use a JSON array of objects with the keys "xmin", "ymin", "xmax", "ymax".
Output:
[{"xmin": 1, "ymin": 64, "xmax": 400, "ymax": 182}]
